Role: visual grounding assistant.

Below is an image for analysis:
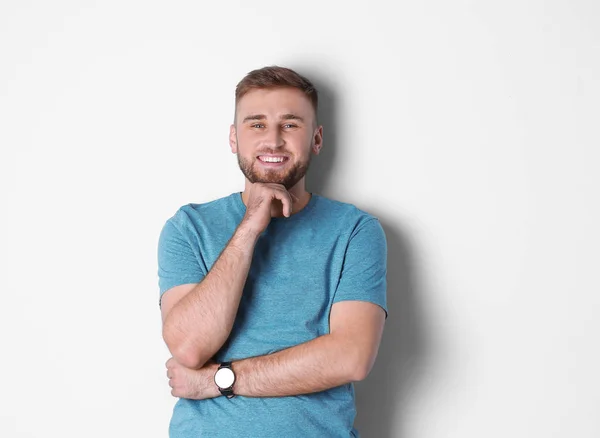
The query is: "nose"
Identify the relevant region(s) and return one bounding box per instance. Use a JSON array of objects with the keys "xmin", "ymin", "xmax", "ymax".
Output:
[{"xmin": 263, "ymin": 126, "xmax": 284, "ymax": 149}]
